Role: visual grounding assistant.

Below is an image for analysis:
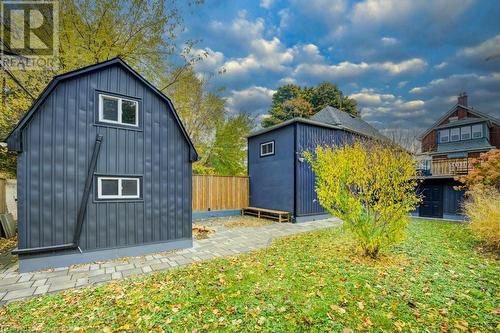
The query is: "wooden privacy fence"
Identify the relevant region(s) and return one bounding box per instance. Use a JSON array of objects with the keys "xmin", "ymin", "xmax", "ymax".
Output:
[
  {"xmin": 192, "ymin": 175, "xmax": 249, "ymax": 212},
  {"xmin": 0, "ymin": 179, "xmax": 6, "ymax": 214}
]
